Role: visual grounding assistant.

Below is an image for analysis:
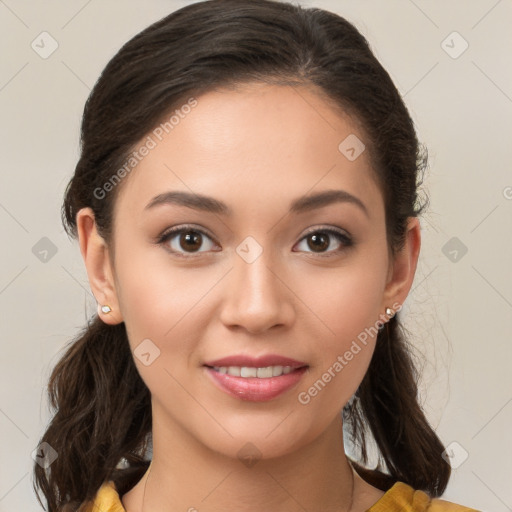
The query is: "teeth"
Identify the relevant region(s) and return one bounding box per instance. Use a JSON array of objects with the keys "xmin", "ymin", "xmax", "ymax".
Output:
[
  {"xmin": 212, "ymin": 365, "xmax": 296, "ymax": 378},
  {"xmin": 241, "ymin": 367, "xmax": 257, "ymax": 377},
  {"xmin": 257, "ymin": 366, "xmax": 273, "ymax": 378},
  {"xmin": 272, "ymin": 365, "xmax": 283, "ymax": 377}
]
